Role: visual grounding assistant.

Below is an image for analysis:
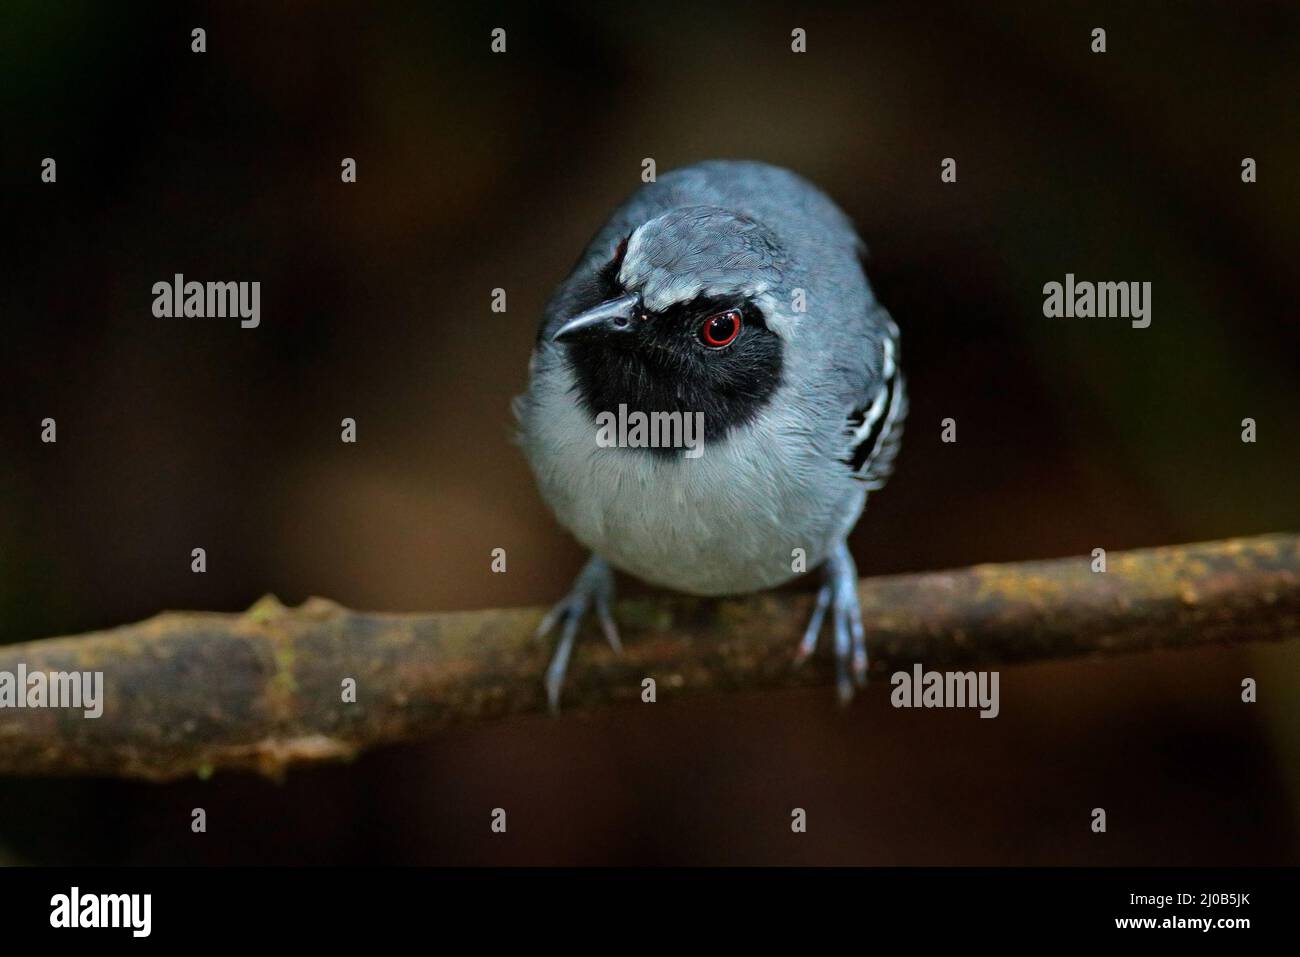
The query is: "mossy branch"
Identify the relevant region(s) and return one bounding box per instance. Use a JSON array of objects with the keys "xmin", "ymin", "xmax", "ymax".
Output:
[{"xmin": 1, "ymin": 534, "xmax": 1297, "ymax": 781}]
